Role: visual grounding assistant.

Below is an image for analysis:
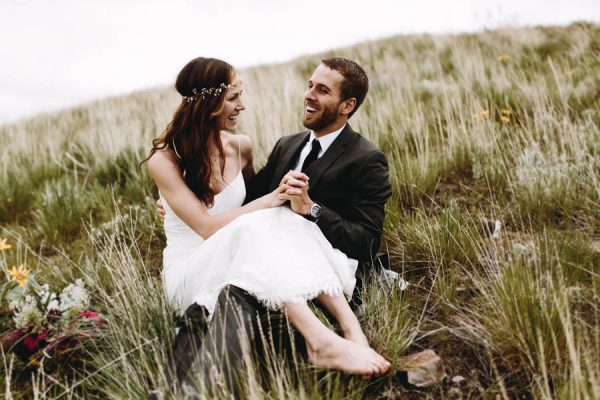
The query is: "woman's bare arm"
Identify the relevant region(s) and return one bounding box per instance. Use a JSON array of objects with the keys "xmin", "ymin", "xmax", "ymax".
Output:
[{"xmin": 148, "ymin": 150, "xmax": 281, "ymax": 239}]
